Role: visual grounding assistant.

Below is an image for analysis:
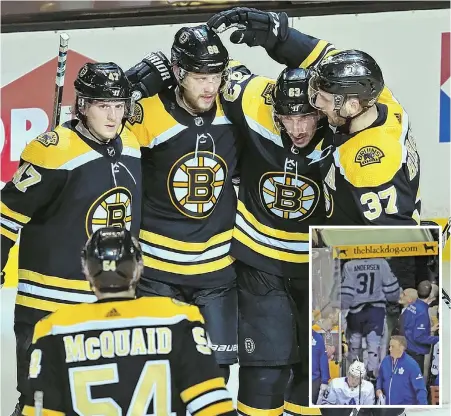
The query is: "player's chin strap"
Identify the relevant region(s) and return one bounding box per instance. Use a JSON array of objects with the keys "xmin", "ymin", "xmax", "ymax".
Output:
[{"xmin": 334, "ymin": 105, "xmax": 371, "ymax": 136}]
